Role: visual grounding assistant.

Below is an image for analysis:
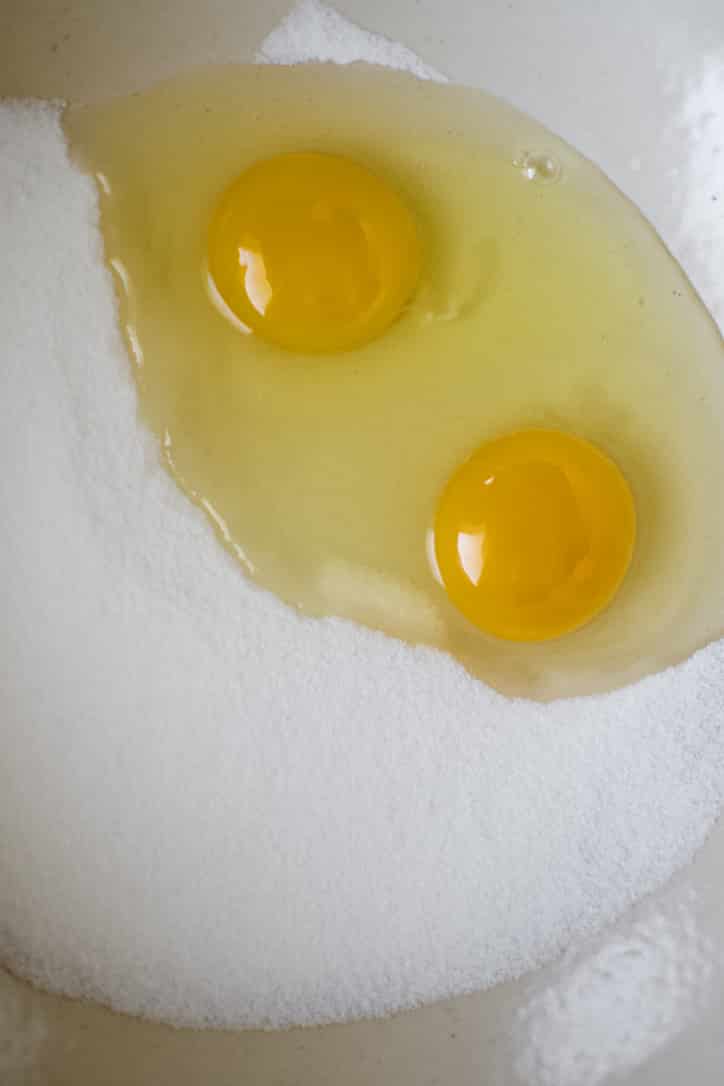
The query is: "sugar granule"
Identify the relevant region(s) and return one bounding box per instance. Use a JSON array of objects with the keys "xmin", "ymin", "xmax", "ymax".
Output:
[{"xmin": 1, "ymin": 7, "xmax": 724, "ymax": 1031}]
